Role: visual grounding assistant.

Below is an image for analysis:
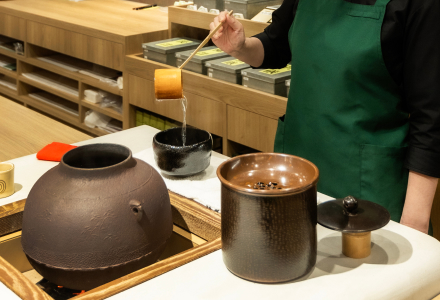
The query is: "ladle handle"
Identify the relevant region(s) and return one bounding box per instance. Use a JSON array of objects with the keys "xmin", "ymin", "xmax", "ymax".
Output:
[{"xmin": 178, "ymin": 10, "xmax": 234, "ymax": 70}]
